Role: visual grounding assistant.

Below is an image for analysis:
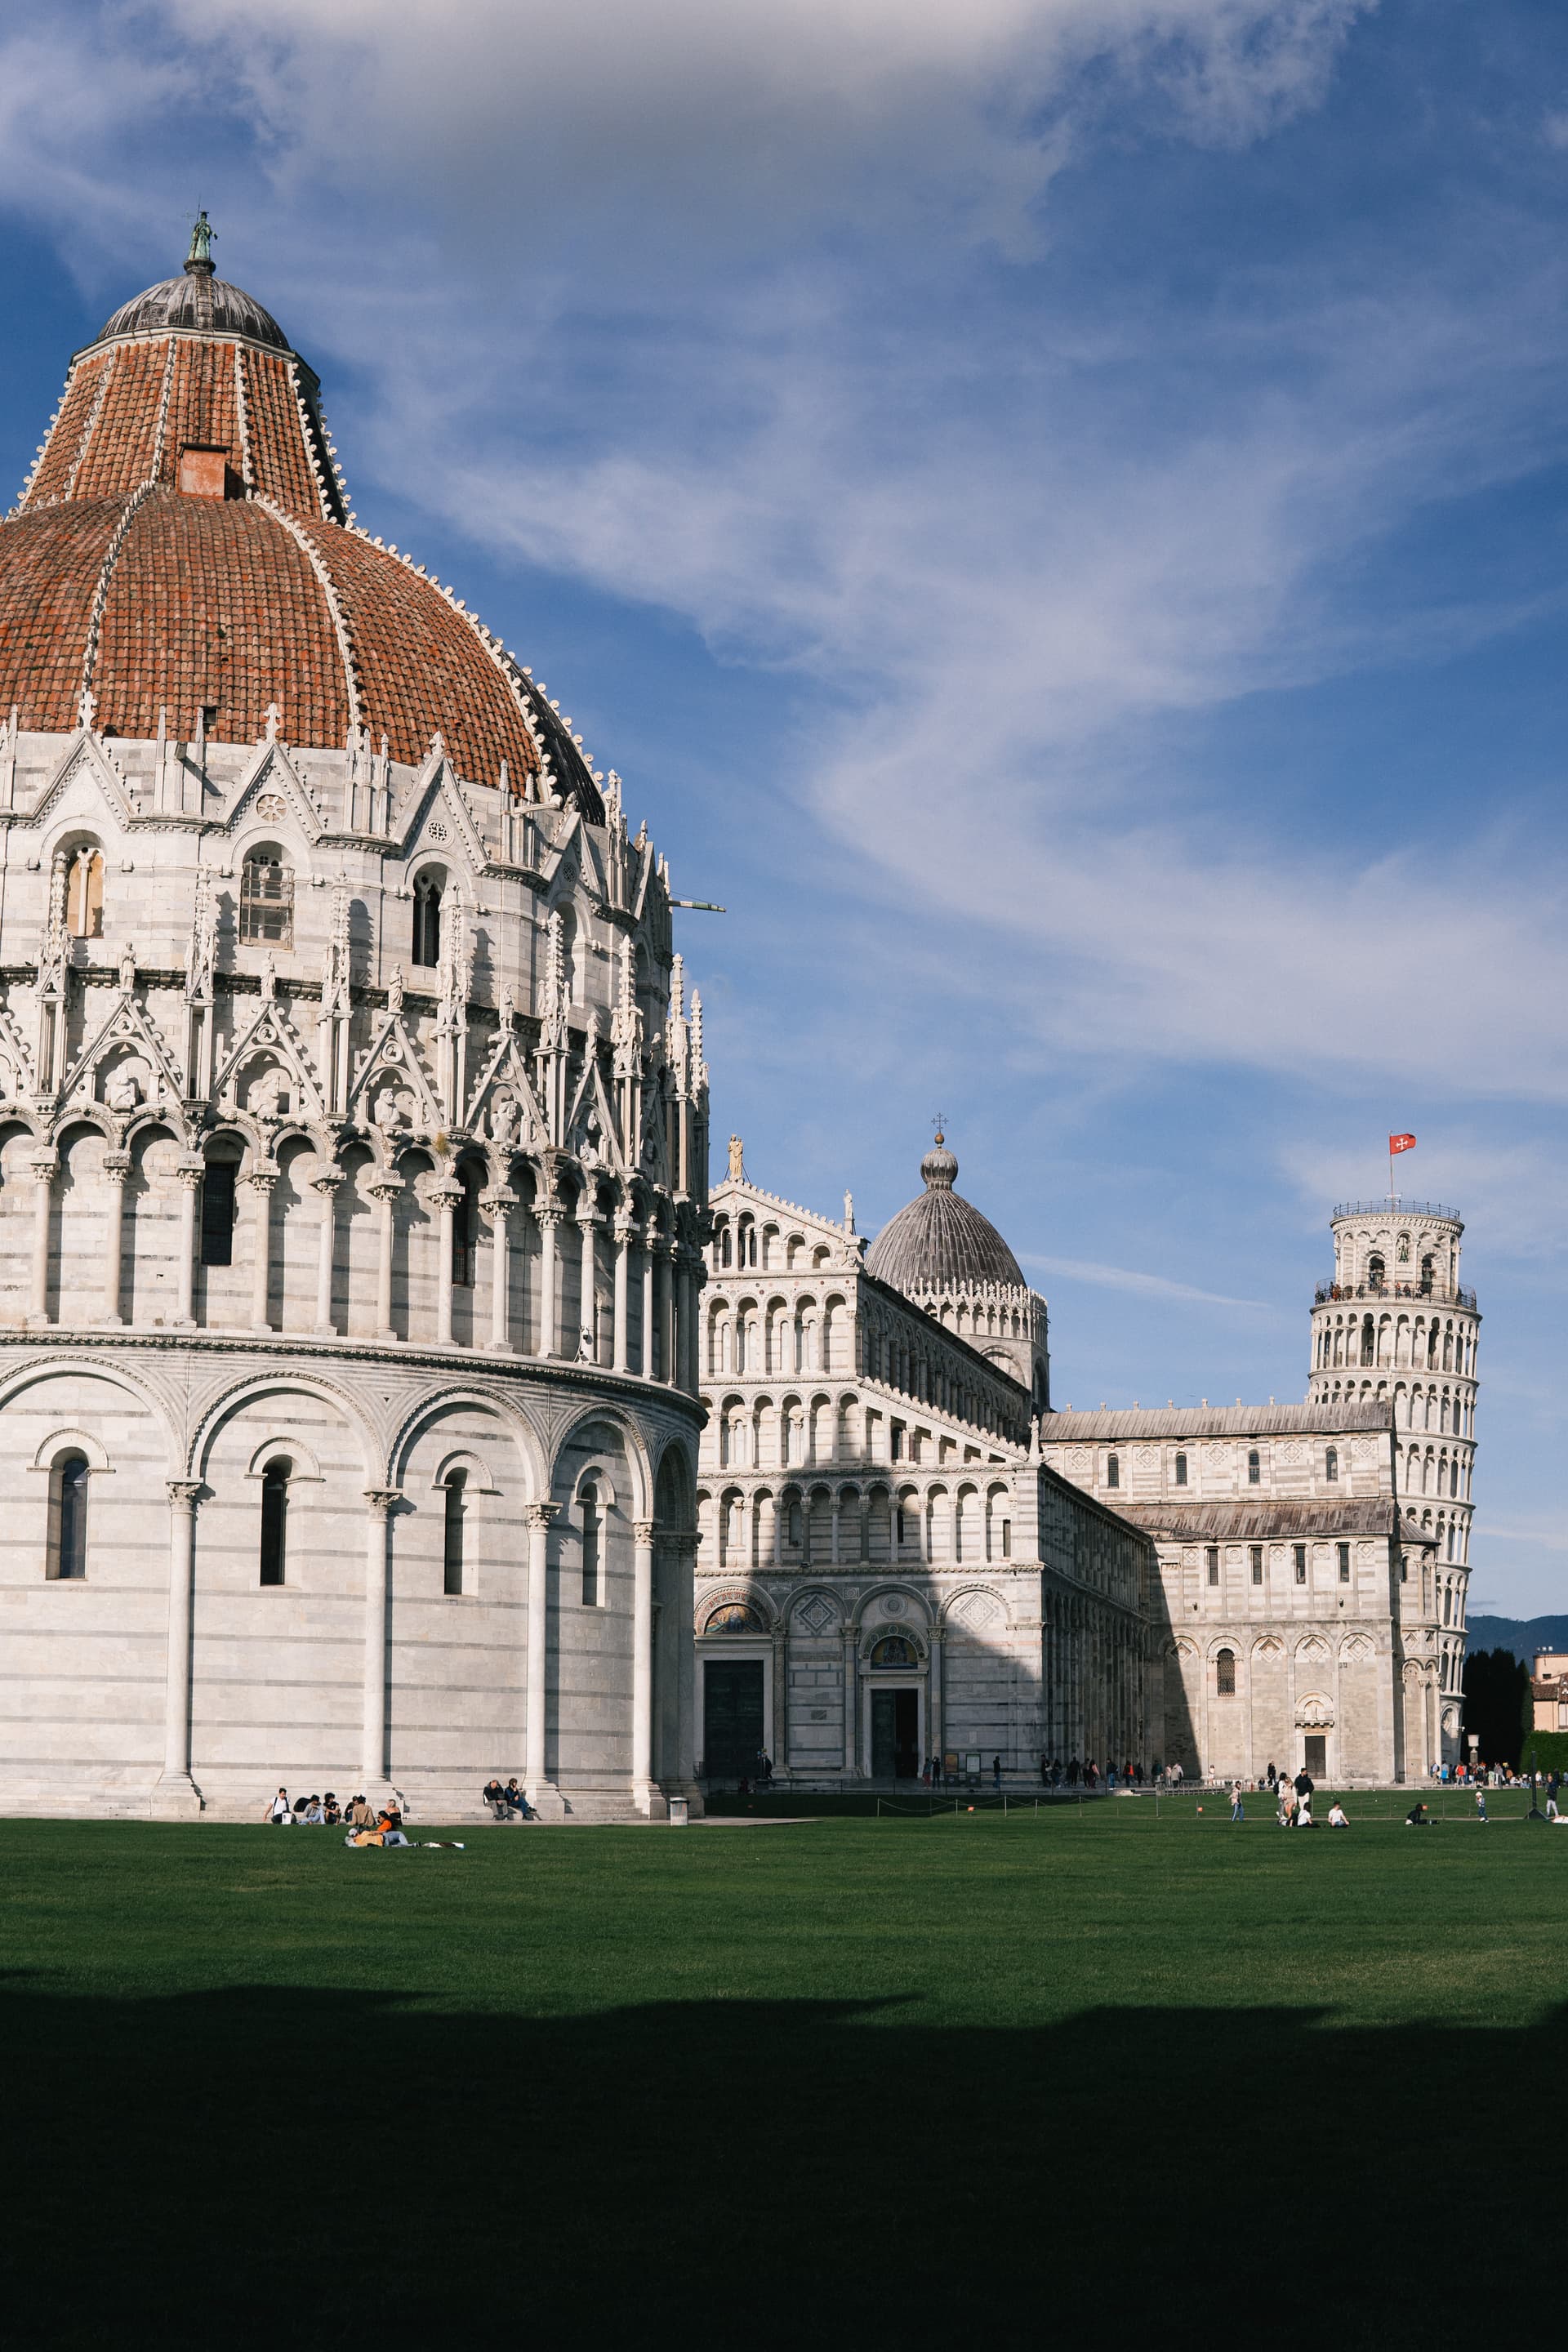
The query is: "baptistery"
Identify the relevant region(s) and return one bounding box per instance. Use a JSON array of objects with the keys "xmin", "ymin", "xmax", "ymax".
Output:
[{"xmin": 0, "ymin": 227, "xmax": 708, "ymax": 1820}]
